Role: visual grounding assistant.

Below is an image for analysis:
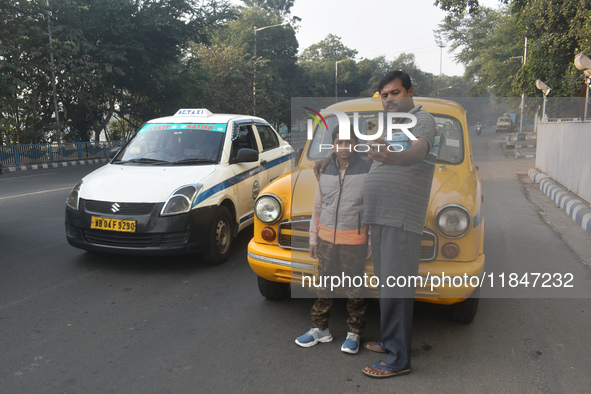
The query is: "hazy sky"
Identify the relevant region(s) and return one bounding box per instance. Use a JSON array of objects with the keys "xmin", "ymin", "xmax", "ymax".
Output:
[
  {"xmin": 233, "ymin": 0, "xmax": 504, "ymax": 77},
  {"xmin": 290, "ymin": 0, "xmax": 503, "ymax": 76}
]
